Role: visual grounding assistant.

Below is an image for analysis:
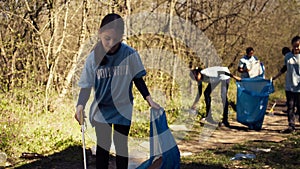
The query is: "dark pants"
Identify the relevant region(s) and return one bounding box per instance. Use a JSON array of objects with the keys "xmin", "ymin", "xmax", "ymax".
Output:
[
  {"xmin": 286, "ymin": 91, "xmax": 300, "ymax": 129},
  {"xmin": 95, "ymin": 122, "xmax": 131, "ymax": 169},
  {"xmin": 193, "ymin": 82, "xmax": 203, "ymax": 106},
  {"xmin": 204, "ymin": 80, "xmax": 229, "ymax": 123}
]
